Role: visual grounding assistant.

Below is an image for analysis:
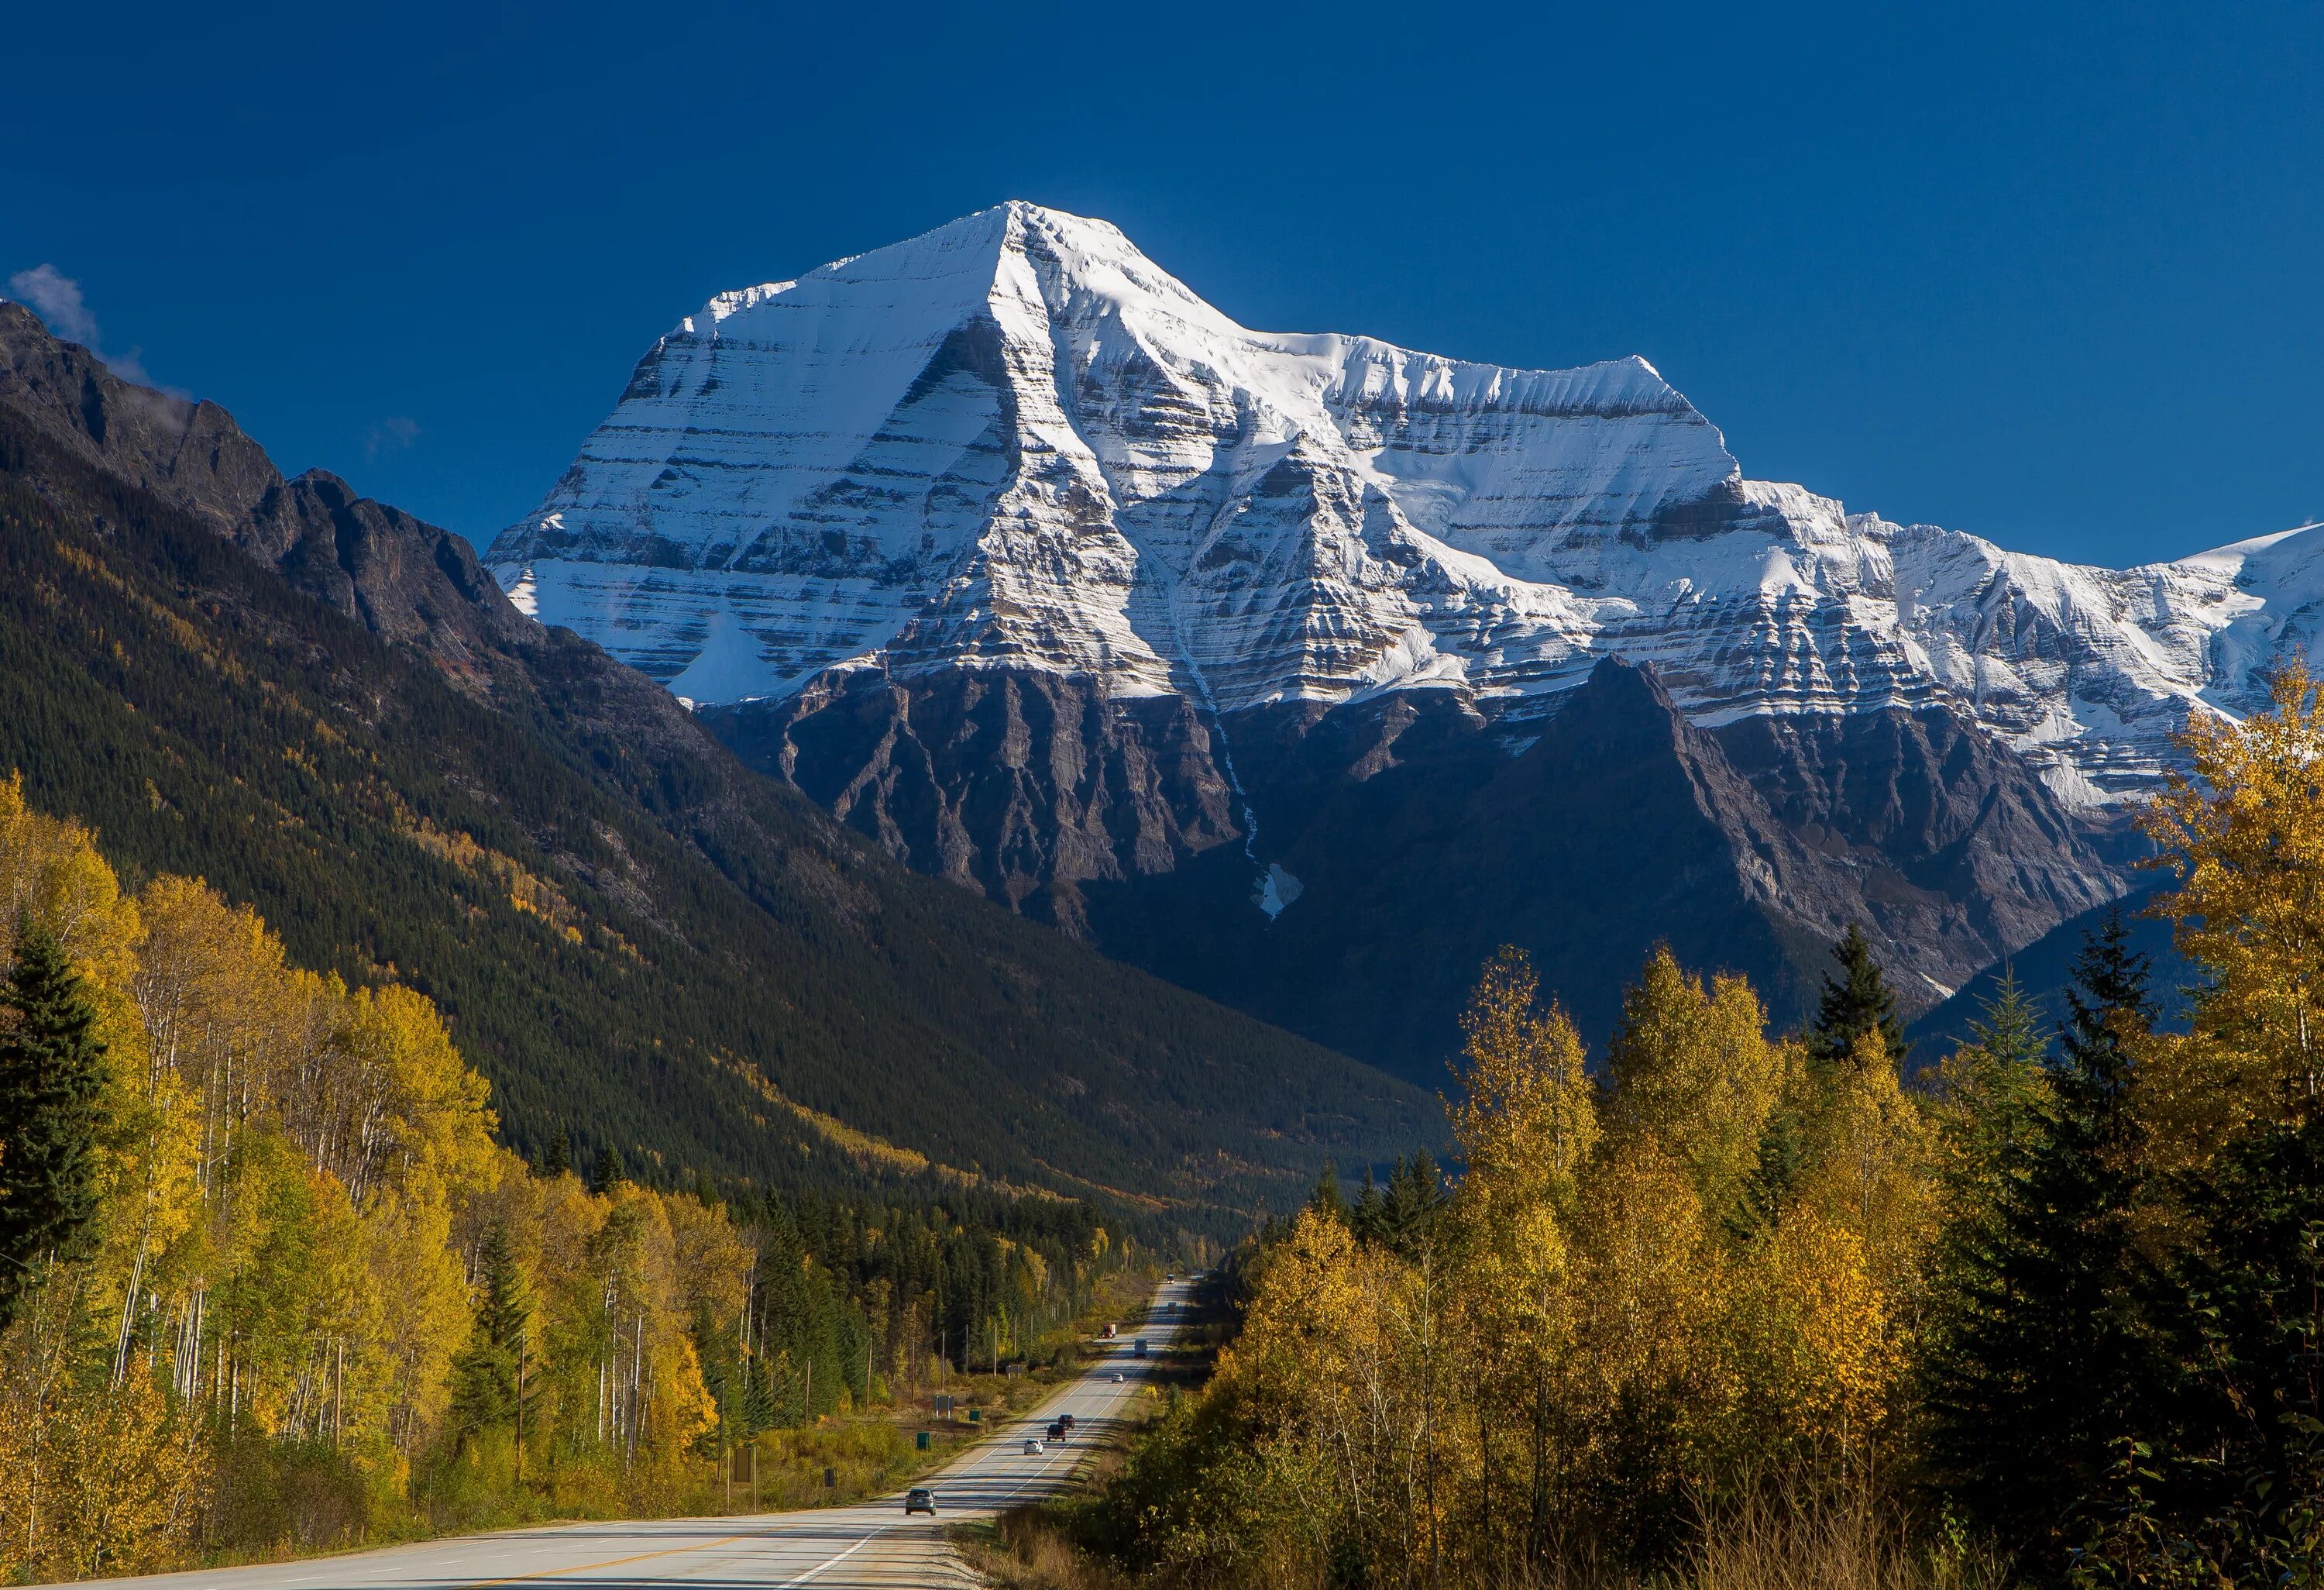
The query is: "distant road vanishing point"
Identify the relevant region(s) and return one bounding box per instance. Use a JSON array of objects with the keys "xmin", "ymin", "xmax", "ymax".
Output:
[{"xmin": 49, "ymin": 1280, "xmax": 1195, "ymax": 1590}]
